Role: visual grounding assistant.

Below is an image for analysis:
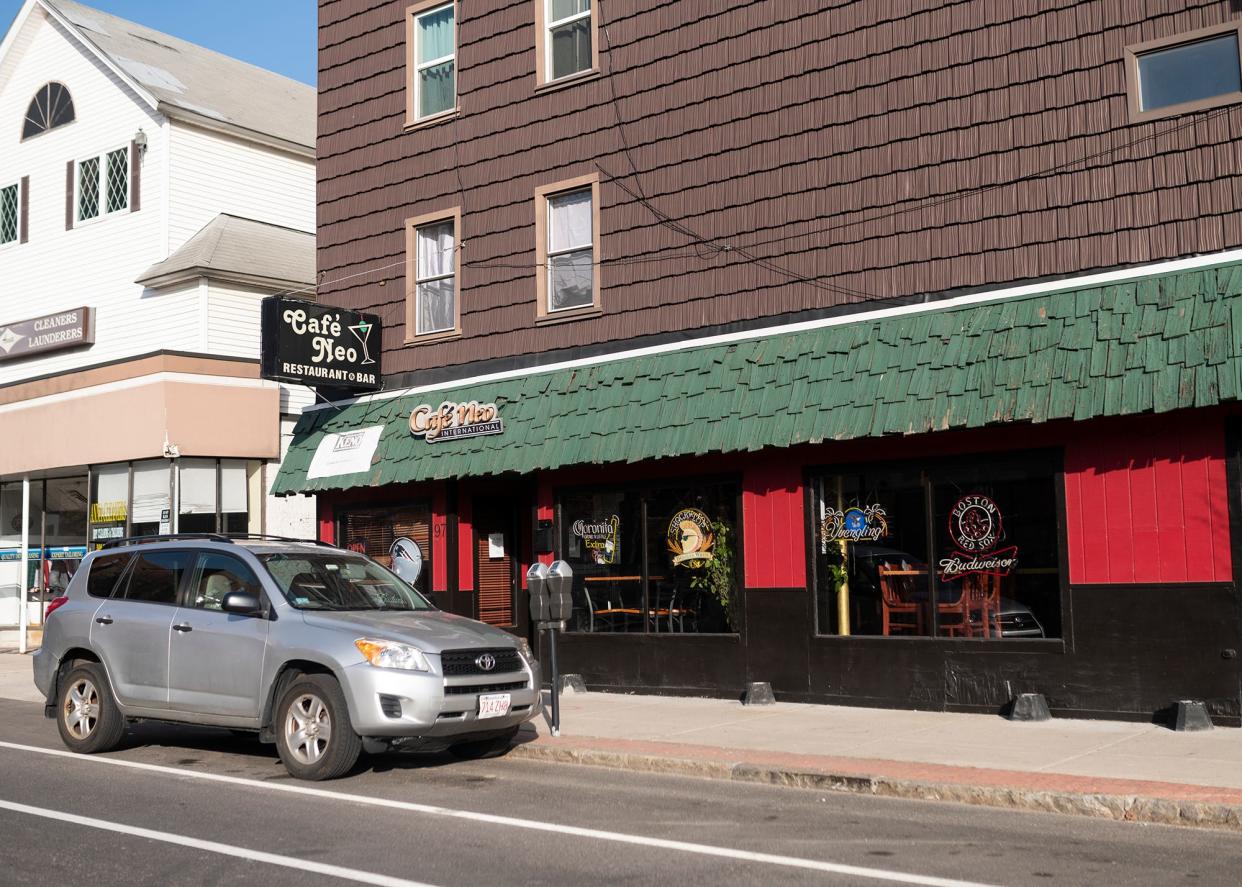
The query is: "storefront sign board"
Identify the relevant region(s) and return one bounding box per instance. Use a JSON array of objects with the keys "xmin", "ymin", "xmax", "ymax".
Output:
[
  {"xmin": 0, "ymin": 546, "xmax": 87, "ymax": 561},
  {"xmin": 307, "ymin": 426, "xmax": 385, "ymax": 479},
  {"xmin": 409, "ymin": 401, "xmax": 504, "ymax": 442},
  {"xmin": 0, "ymin": 307, "xmax": 94, "ymax": 363},
  {"xmin": 260, "ymin": 296, "xmax": 382, "ymax": 391}
]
